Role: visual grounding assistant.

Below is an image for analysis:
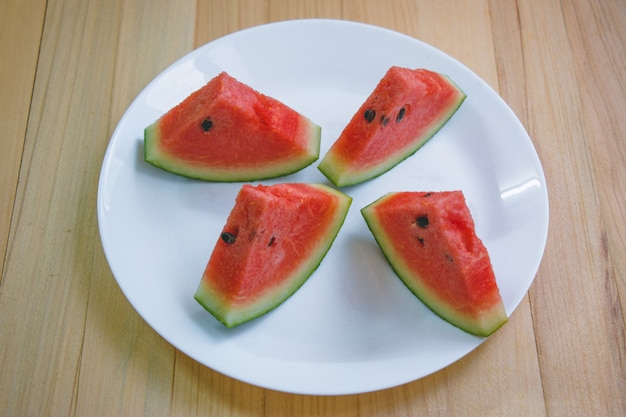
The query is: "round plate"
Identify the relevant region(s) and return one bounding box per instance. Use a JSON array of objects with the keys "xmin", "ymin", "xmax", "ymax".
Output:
[{"xmin": 97, "ymin": 19, "xmax": 549, "ymax": 395}]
